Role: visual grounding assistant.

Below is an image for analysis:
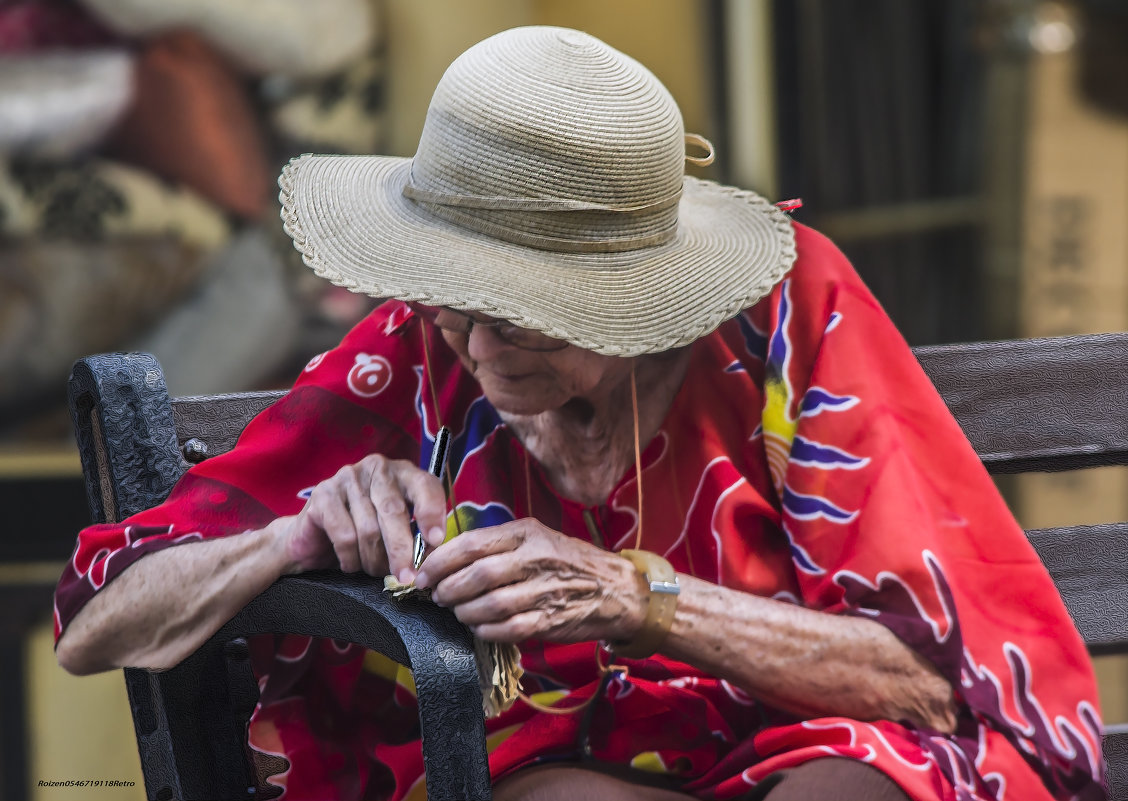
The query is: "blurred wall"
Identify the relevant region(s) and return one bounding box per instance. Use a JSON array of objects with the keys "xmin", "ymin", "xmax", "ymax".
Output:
[
  {"xmin": 382, "ymin": 0, "xmax": 536, "ymax": 156},
  {"xmin": 382, "ymin": 0, "xmax": 715, "ymax": 157},
  {"xmin": 27, "ymin": 626, "xmax": 145, "ymax": 801}
]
